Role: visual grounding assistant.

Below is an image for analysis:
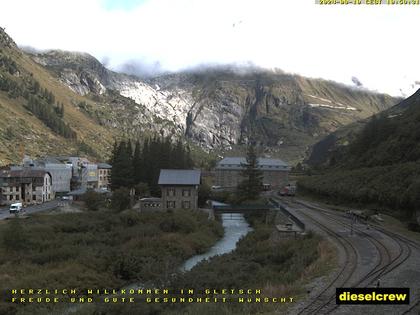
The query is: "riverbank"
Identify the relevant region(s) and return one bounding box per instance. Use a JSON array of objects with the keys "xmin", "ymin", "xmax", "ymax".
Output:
[
  {"xmin": 0, "ymin": 209, "xmax": 223, "ymax": 315},
  {"xmin": 93, "ymin": 213, "xmax": 335, "ymax": 315},
  {"xmin": 166, "ymin": 223, "xmax": 335, "ymax": 315},
  {"xmin": 181, "ymin": 213, "xmax": 253, "ymax": 272}
]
